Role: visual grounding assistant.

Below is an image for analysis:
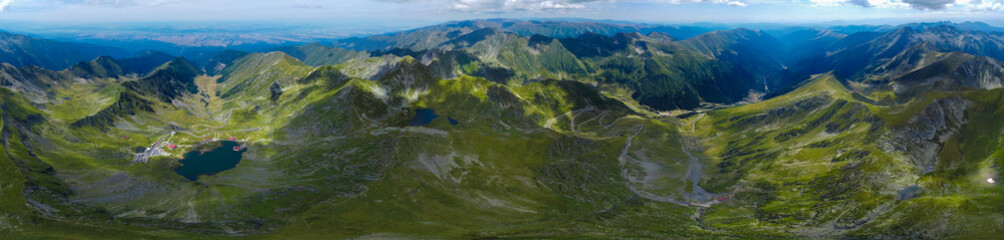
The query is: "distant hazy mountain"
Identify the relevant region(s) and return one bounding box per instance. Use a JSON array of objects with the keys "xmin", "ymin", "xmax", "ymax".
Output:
[
  {"xmin": 0, "ymin": 31, "xmax": 130, "ymax": 70},
  {"xmin": 793, "ymin": 25, "xmax": 1004, "ymax": 80},
  {"xmin": 116, "ymin": 50, "xmax": 178, "ymax": 75},
  {"xmin": 332, "ymin": 19, "xmax": 722, "ymax": 51},
  {"xmin": 272, "ymin": 43, "xmax": 368, "ymax": 67},
  {"xmin": 200, "ymin": 49, "xmax": 250, "ymax": 76},
  {"xmin": 896, "ymin": 21, "xmax": 1004, "ymax": 33},
  {"xmin": 777, "ymin": 28, "xmax": 846, "ymax": 60}
]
